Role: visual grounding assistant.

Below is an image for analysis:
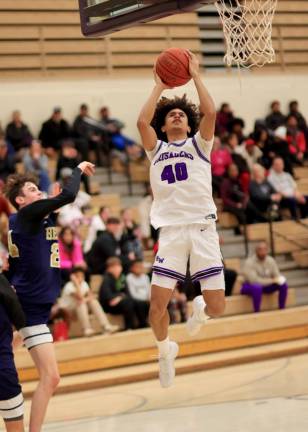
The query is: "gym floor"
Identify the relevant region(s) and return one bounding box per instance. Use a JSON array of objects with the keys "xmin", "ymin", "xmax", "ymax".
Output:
[{"xmin": 6, "ymin": 352, "xmax": 308, "ymax": 432}]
